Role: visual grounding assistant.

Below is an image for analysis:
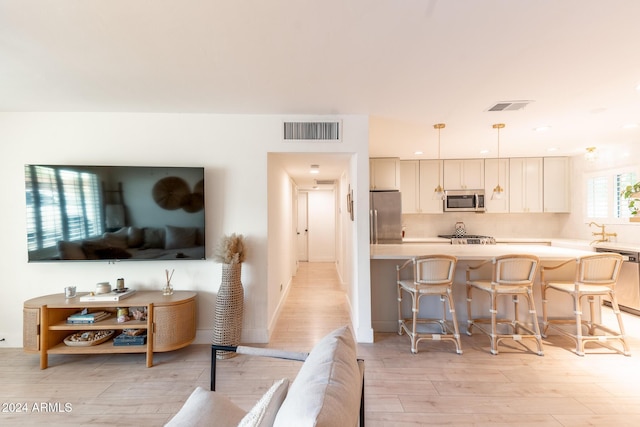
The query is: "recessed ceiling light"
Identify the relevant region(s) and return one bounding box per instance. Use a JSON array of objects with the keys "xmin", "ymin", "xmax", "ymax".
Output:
[
  {"xmin": 547, "ymin": 147, "xmax": 558, "ymax": 152},
  {"xmin": 622, "ymin": 123, "xmax": 639, "ymax": 129},
  {"xmin": 414, "ymin": 151, "xmax": 423, "ymax": 155},
  {"xmin": 479, "ymin": 149, "xmax": 490, "ymax": 154},
  {"xmin": 310, "ymin": 164, "xmax": 320, "ymax": 174},
  {"xmin": 534, "ymin": 126, "xmax": 551, "ymax": 132}
]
